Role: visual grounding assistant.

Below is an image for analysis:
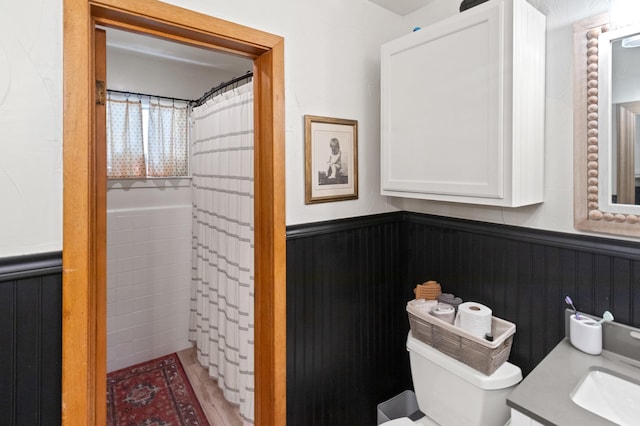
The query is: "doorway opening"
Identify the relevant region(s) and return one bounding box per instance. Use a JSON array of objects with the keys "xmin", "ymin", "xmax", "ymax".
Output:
[
  {"xmin": 62, "ymin": 1, "xmax": 285, "ymax": 425},
  {"xmin": 103, "ymin": 26, "xmax": 253, "ymax": 423}
]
